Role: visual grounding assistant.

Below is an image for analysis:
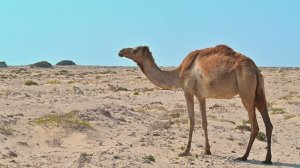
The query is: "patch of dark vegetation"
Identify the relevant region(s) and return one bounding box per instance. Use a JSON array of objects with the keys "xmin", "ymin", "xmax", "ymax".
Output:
[
  {"xmin": 30, "ymin": 61, "xmax": 53, "ymax": 68},
  {"xmin": 256, "ymin": 132, "xmax": 266, "ymax": 141},
  {"xmin": 108, "ymin": 84, "xmax": 128, "ymax": 92},
  {"xmin": 24, "ymin": 80, "xmax": 38, "ymax": 86},
  {"xmin": 235, "ymin": 124, "xmax": 251, "ymax": 132},
  {"xmin": 31, "ymin": 110, "xmax": 92, "ymax": 130},
  {"xmin": 56, "ymin": 60, "xmax": 76, "ymax": 66},
  {"xmin": 0, "ymin": 61, "xmax": 8, "ymax": 68}
]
